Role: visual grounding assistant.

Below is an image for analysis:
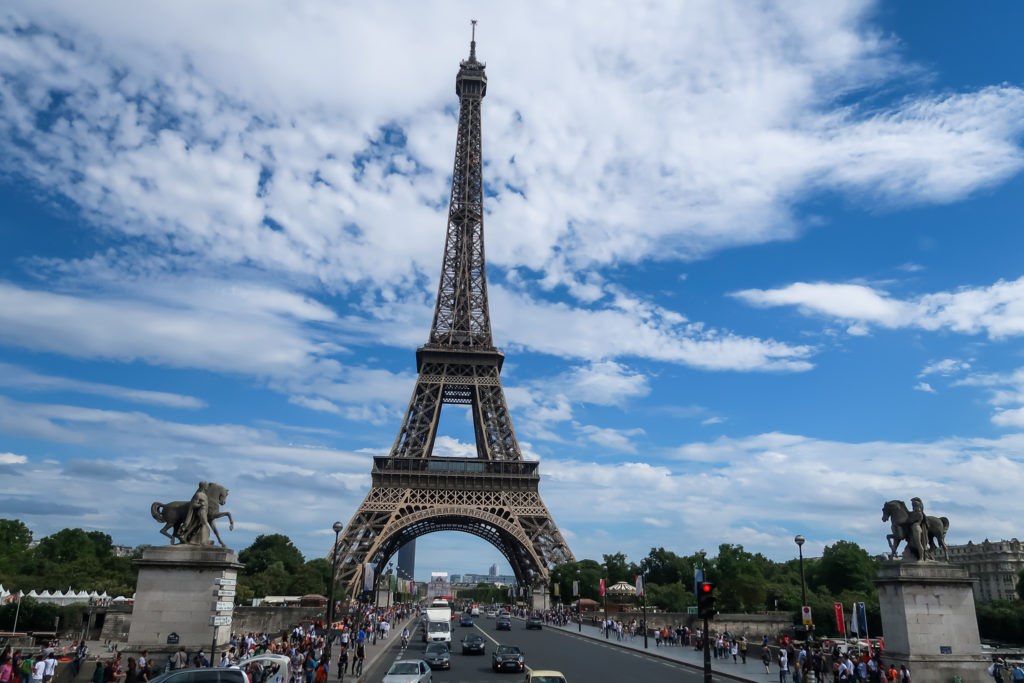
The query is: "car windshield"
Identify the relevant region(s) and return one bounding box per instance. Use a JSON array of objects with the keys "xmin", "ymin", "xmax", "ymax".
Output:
[
  {"xmin": 465, "ymin": 635, "xmax": 482, "ymax": 642},
  {"xmin": 496, "ymin": 646, "xmax": 521, "ymax": 655},
  {"xmin": 428, "ymin": 622, "xmax": 450, "ymax": 632},
  {"xmin": 425, "ymin": 644, "xmax": 447, "ymax": 654},
  {"xmin": 387, "ymin": 662, "xmax": 419, "ymax": 675},
  {"xmin": 533, "ymin": 678, "xmax": 566, "ymax": 683}
]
